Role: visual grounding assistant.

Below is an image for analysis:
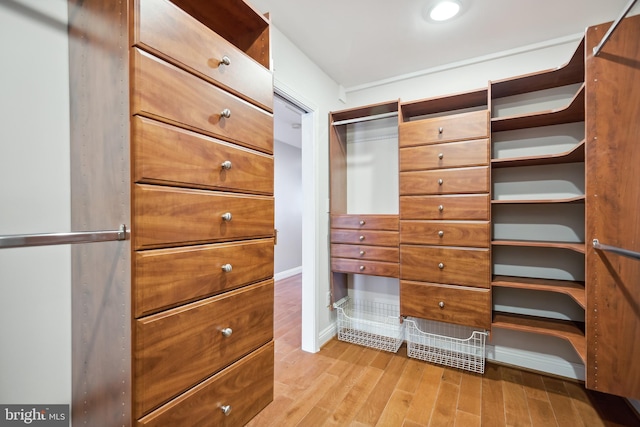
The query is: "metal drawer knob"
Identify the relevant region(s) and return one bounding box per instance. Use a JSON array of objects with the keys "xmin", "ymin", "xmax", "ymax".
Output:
[
  {"xmin": 221, "ymin": 160, "xmax": 232, "ymax": 170},
  {"xmin": 359, "ymin": 220, "xmax": 366, "ymax": 226},
  {"xmin": 359, "ymin": 235, "xmax": 365, "ymax": 241},
  {"xmin": 221, "ymin": 263, "xmax": 233, "ymax": 272},
  {"xmin": 221, "ymin": 212, "xmax": 233, "ymax": 221},
  {"xmin": 439, "ymin": 301, "xmax": 445, "ymax": 308},
  {"xmin": 359, "ymin": 265, "xmax": 365, "ymax": 271},
  {"xmin": 438, "ymin": 179, "xmax": 443, "ymax": 185},
  {"xmin": 438, "ymin": 230, "xmax": 444, "ymax": 237},
  {"xmin": 438, "ymin": 262, "xmax": 445, "ymax": 269},
  {"xmin": 221, "ymin": 328, "xmax": 233, "ymax": 337},
  {"xmin": 219, "ymin": 55, "xmax": 231, "ymax": 66},
  {"xmin": 220, "ymin": 108, "xmax": 232, "ymax": 119},
  {"xmin": 438, "ymin": 205, "xmax": 444, "ymax": 212},
  {"xmin": 220, "ymin": 405, "xmax": 232, "ymax": 416},
  {"xmin": 438, "ymin": 127, "xmax": 443, "ymax": 134},
  {"xmin": 359, "ymin": 250, "xmax": 365, "ymax": 256},
  {"xmin": 438, "ymin": 153, "xmax": 444, "ymax": 159}
]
